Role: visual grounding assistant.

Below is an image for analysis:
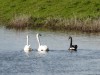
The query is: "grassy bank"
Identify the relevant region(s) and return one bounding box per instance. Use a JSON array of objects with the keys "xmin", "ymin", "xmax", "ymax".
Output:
[
  {"xmin": 6, "ymin": 16, "xmax": 100, "ymax": 32},
  {"xmin": 0, "ymin": 0, "xmax": 100, "ymax": 32}
]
